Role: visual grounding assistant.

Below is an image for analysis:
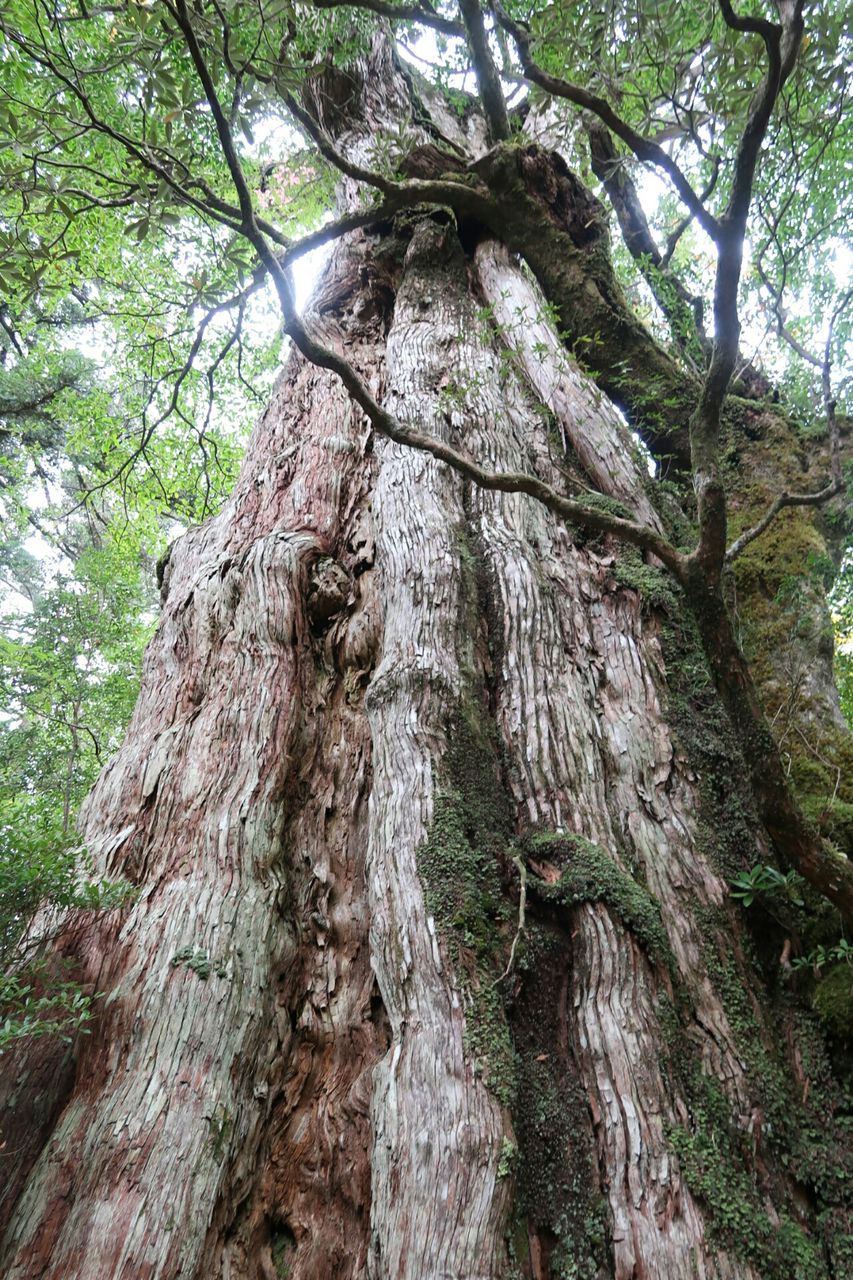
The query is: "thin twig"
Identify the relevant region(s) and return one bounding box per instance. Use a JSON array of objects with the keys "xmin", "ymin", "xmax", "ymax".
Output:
[
  {"xmin": 725, "ymin": 481, "xmax": 843, "ymax": 563},
  {"xmin": 494, "ymin": 856, "xmax": 527, "ymax": 985}
]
